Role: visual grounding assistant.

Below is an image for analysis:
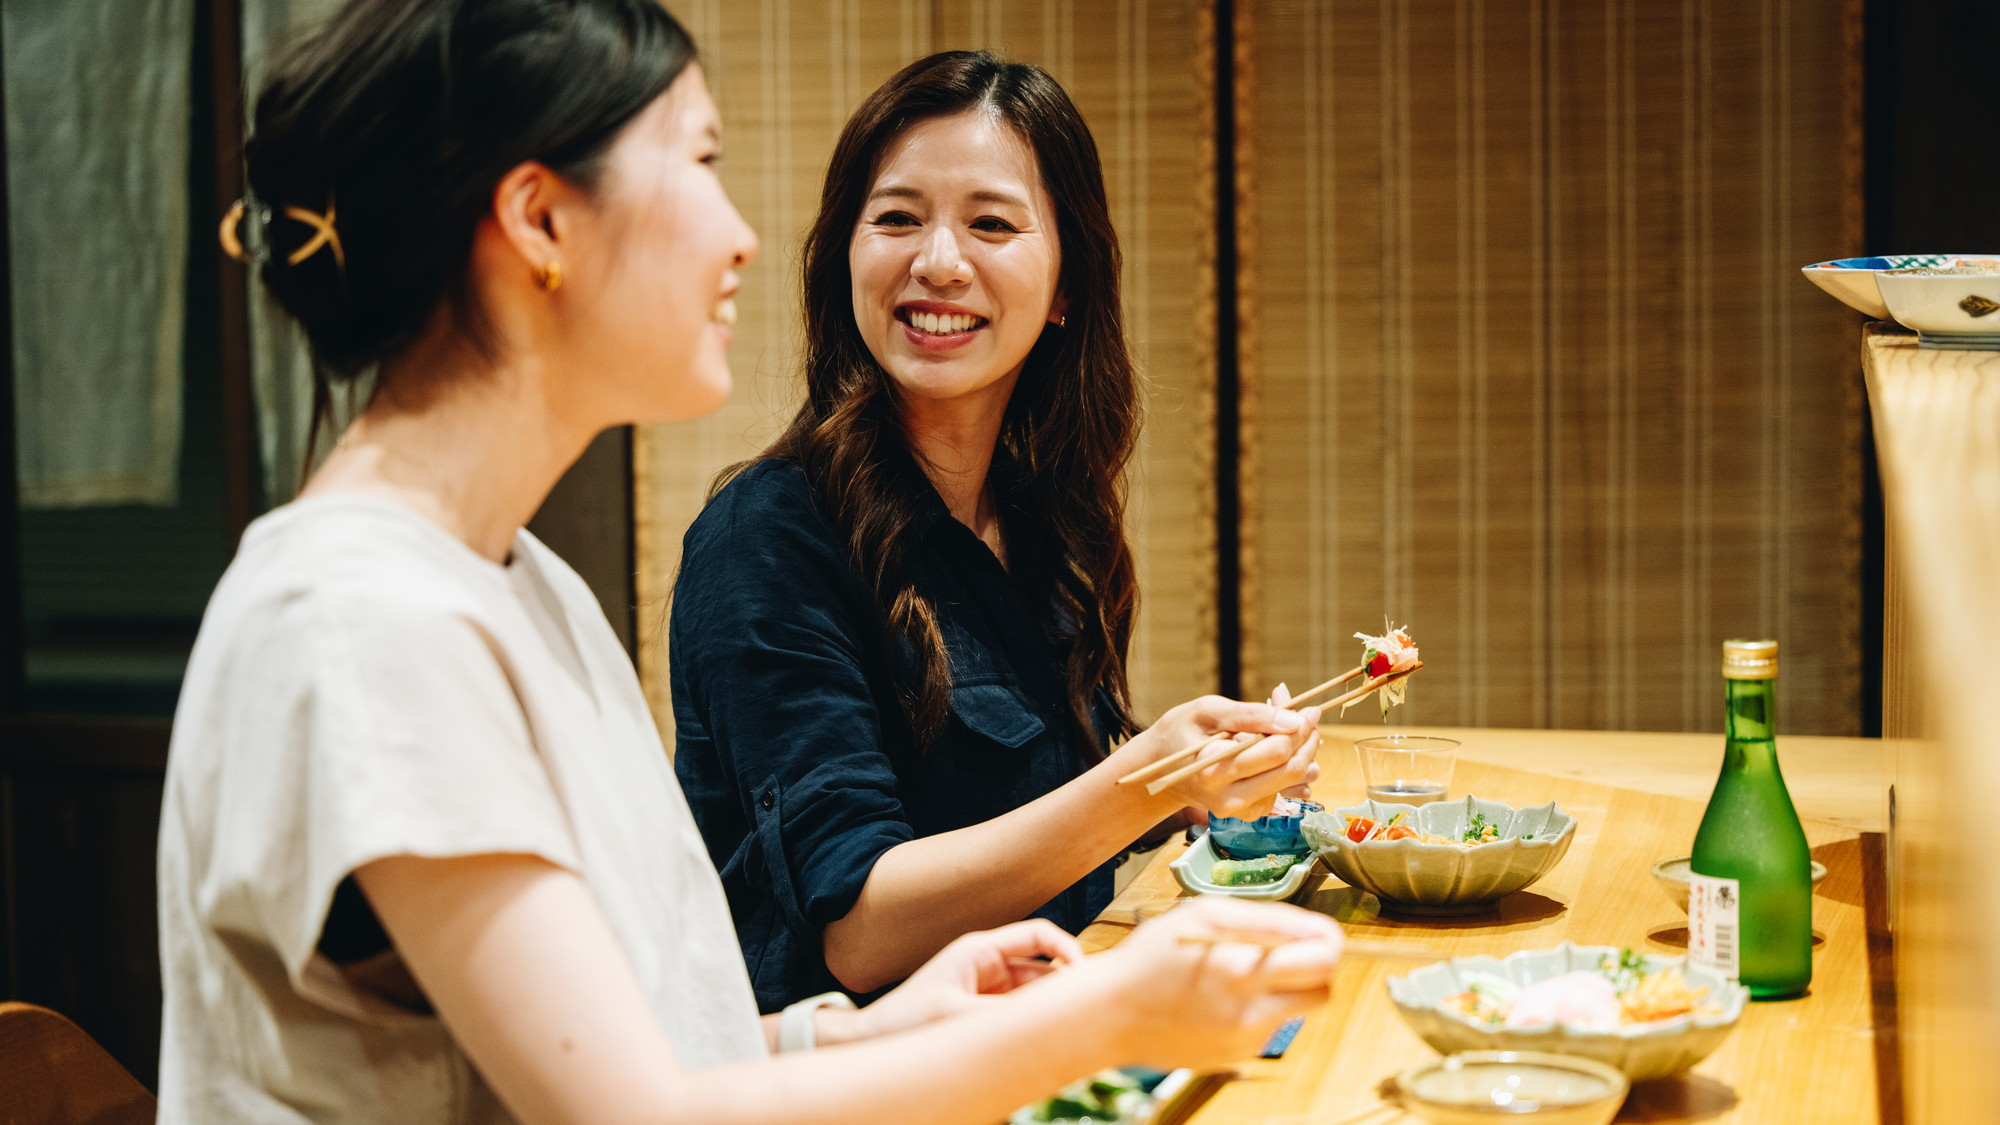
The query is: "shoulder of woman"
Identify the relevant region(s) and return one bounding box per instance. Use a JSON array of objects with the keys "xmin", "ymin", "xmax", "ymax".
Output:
[{"xmin": 684, "ymin": 458, "xmax": 843, "ymax": 561}]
